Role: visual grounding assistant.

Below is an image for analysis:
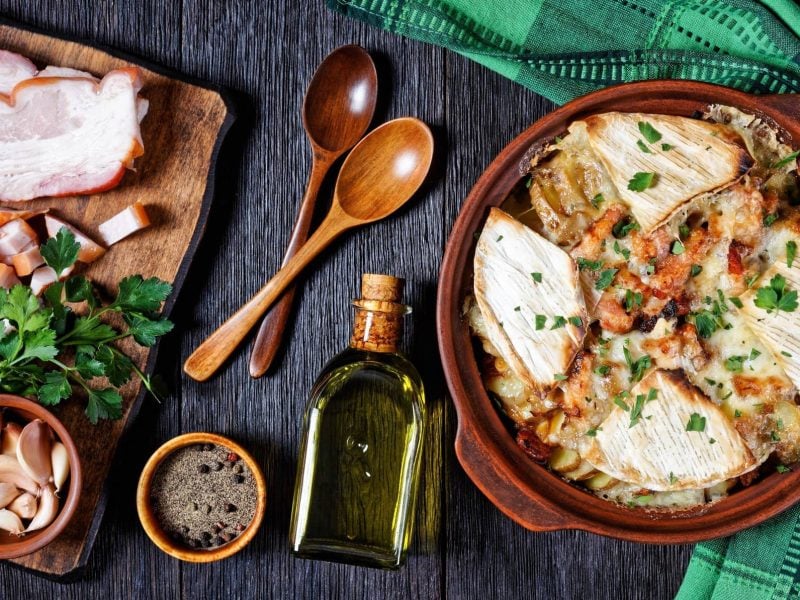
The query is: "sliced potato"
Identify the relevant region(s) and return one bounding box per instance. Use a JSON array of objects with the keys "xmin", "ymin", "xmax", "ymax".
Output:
[
  {"xmin": 584, "ymin": 472, "xmax": 617, "ymax": 491},
  {"xmin": 548, "ymin": 447, "xmax": 581, "ymax": 472}
]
